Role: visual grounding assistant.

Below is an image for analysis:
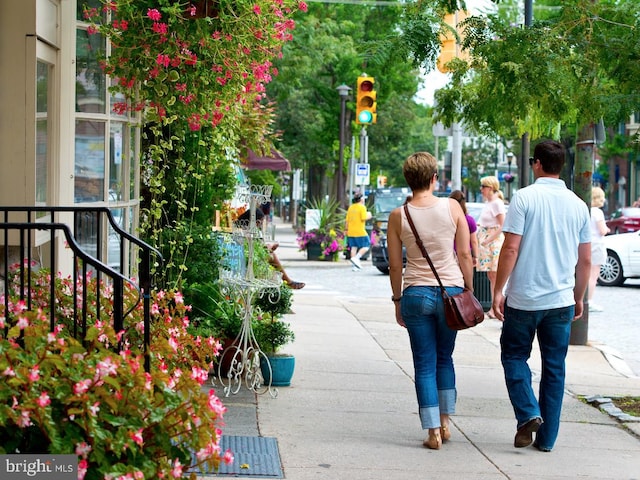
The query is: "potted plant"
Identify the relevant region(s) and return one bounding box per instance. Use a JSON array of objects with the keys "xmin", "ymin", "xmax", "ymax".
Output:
[
  {"xmin": 253, "ymin": 285, "xmax": 296, "ymax": 386},
  {"xmin": 296, "ymin": 197, "xmax": 345, "ymax": 261}
]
